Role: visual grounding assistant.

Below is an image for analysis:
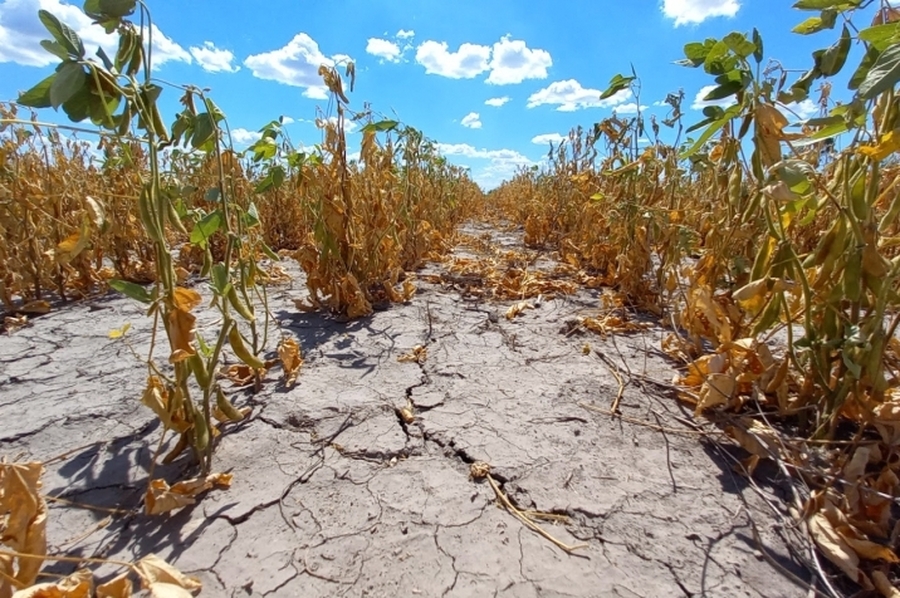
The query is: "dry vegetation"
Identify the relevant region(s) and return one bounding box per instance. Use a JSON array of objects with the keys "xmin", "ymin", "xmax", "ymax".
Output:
[{"xmin": 4, "ymin": 0, "xmax": 900, "ymax": 595}]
